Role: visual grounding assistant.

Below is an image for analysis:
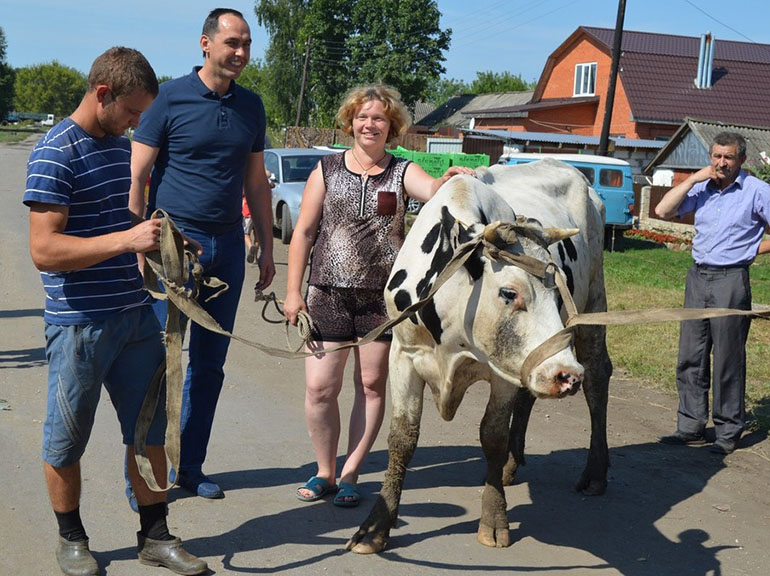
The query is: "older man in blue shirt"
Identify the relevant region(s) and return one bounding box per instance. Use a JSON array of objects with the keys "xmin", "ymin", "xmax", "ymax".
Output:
[{"xmin": 655, "ymin": 131, "xmax": 770, "ymax": 455}]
